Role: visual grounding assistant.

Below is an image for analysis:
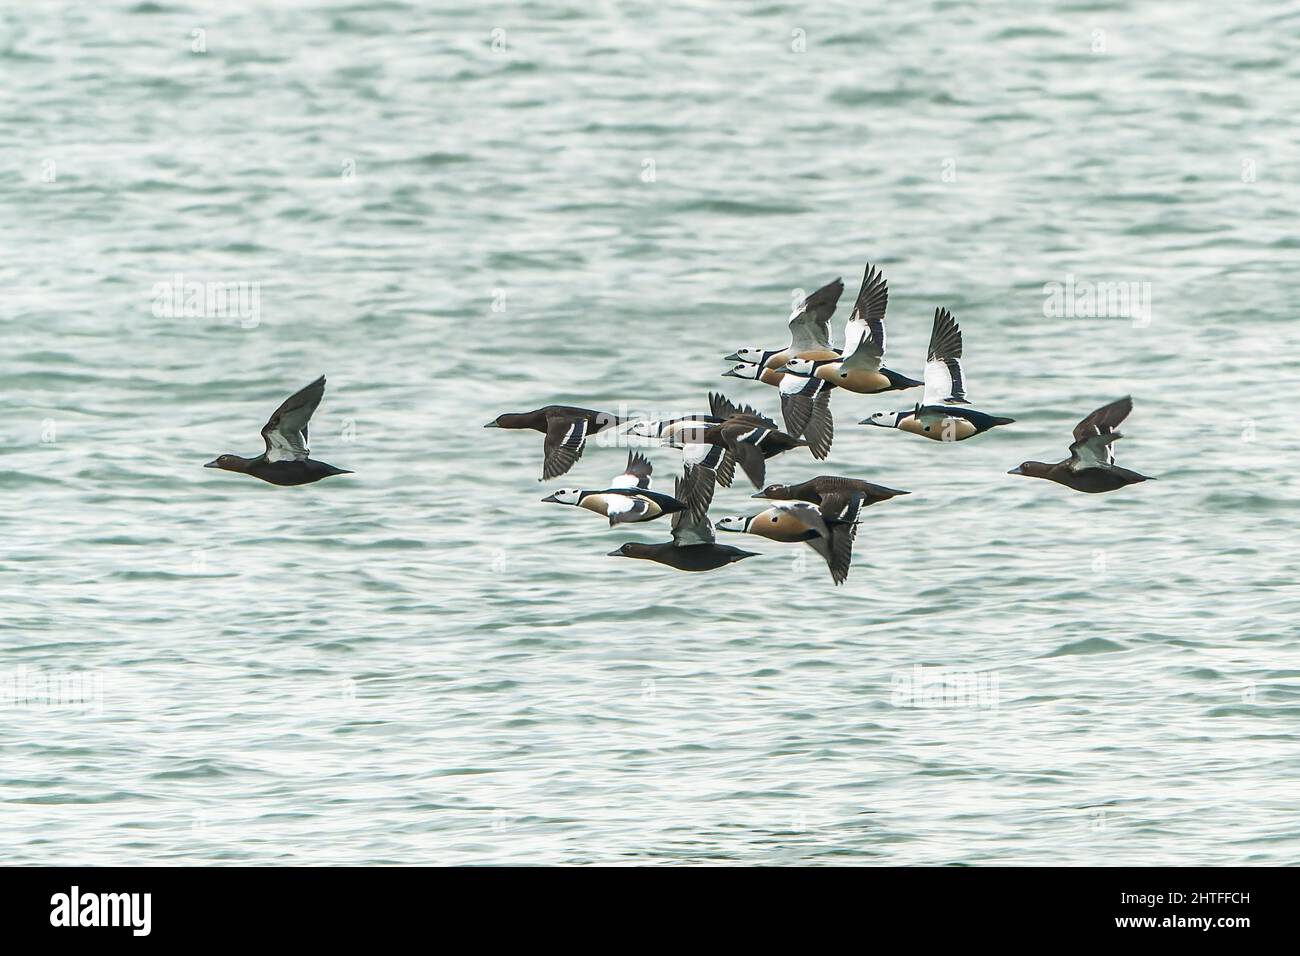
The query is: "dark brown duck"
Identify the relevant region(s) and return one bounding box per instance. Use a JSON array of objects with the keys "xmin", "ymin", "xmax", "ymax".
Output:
[
  {"xmin": 484, "ymin": 405, "xmax": 624, "ymax": 480},
  {"xmin": 204, "ymin": 376, "xmax": 352, "ymax": 486}
]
